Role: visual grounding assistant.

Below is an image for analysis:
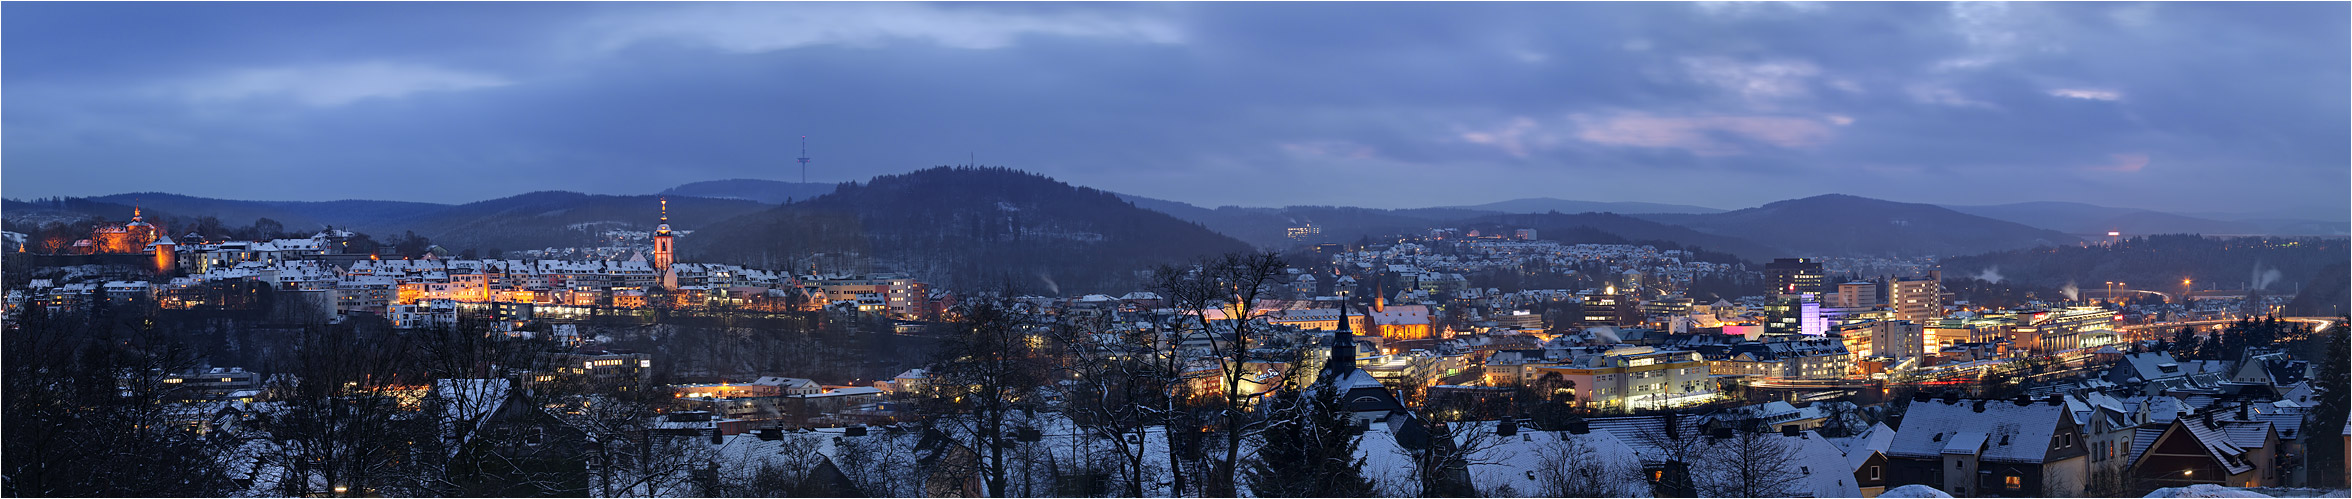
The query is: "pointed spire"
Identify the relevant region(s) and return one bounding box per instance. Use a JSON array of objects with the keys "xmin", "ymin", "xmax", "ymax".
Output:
[
  {"xmin": 1329, "ymin": 298, "xmax": 1357, "ymax": 378},
  {"xmin": 659, "ymin": 197, "xmax": 669, "ymax": 223}
]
